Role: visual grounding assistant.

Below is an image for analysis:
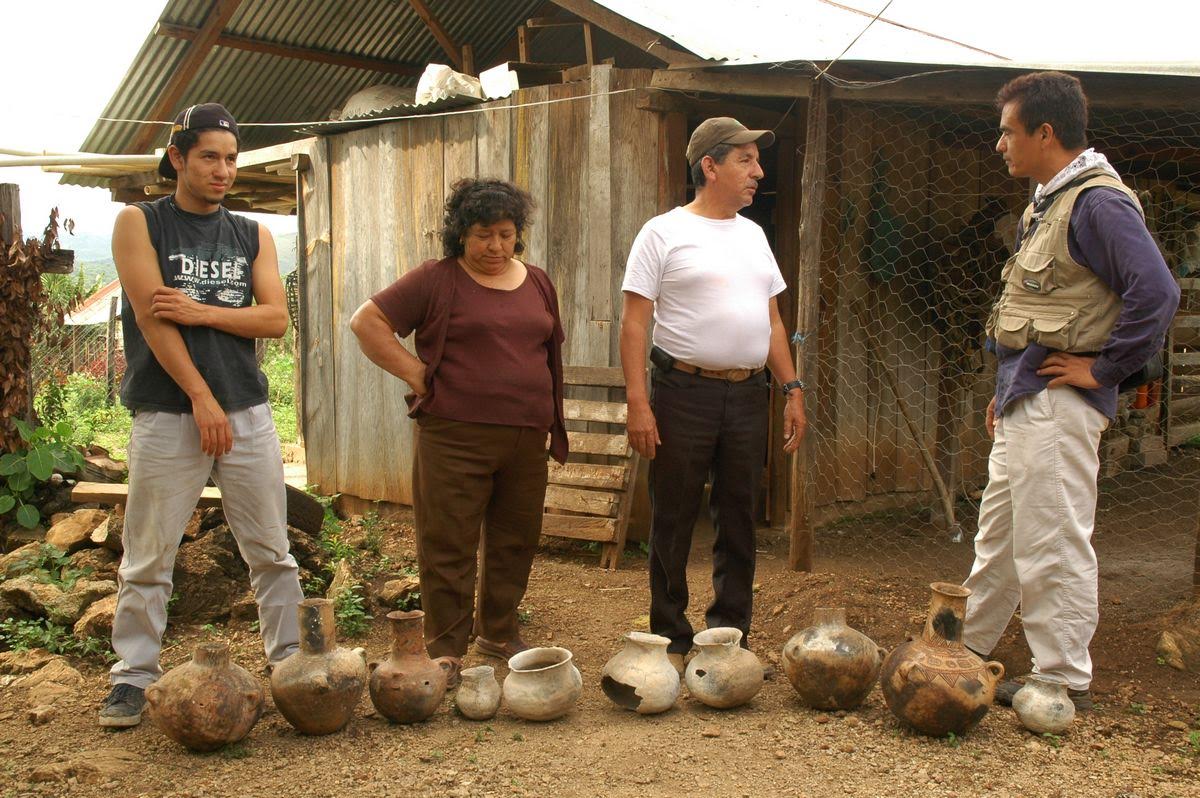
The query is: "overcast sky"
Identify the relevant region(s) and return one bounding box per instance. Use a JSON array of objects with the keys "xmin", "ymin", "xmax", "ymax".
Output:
[{"xmin": 3, "ymin": 0, "xmax": 1198, "ymax": 238}]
